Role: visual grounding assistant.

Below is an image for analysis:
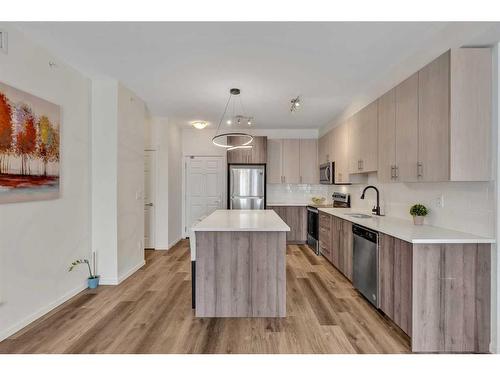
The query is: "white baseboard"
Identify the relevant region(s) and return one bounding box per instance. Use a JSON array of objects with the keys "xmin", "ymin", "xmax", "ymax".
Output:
[
  {"xmin": 99, "ymin": 277, "xmax": 119, "ymax": 285},
  {"xmin": 0, "ymin": 281, "xmax": 88, "ymax": 341},
  {"xmin": 118, "ymin": 260, "xmax": 146, "ymax": 284}
]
